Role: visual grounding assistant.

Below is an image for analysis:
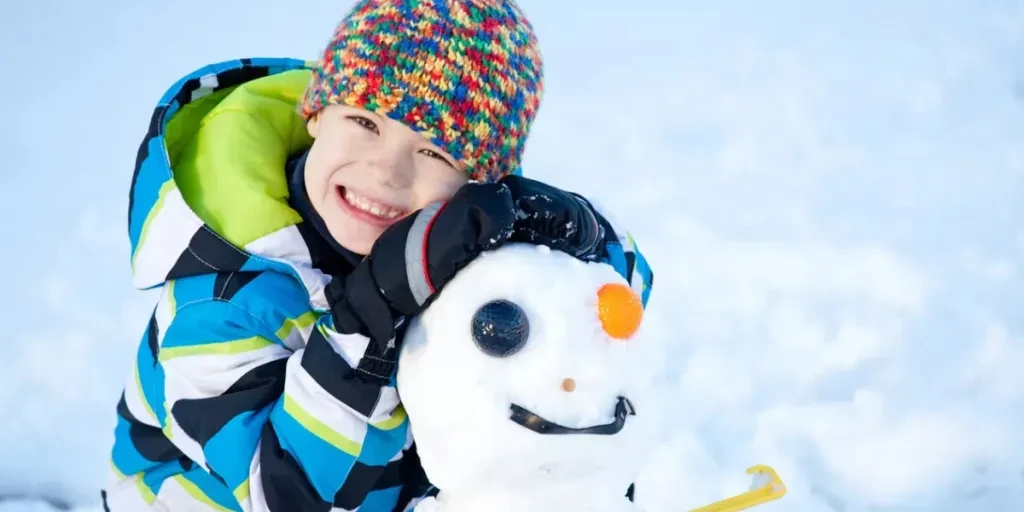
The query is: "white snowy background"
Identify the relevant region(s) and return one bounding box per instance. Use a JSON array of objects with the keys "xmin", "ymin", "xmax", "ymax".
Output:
[{"xmin": 2, "ymin": 0, "xmax": 1022, "ymax": 510}]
